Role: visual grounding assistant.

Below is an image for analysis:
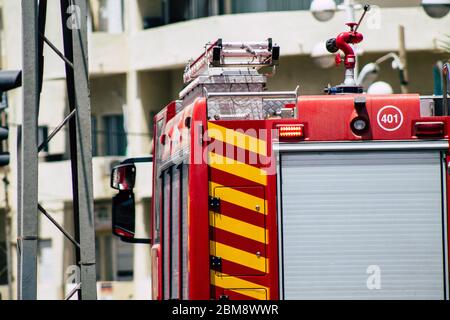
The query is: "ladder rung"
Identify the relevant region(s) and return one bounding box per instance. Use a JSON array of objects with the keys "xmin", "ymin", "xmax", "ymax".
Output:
[
  {"xmin": 221, "ymin": 49, "xmax": 272, "ymax": 58},
  {"xmin": 222, "ymin": 41, "xmax": 270, "ymax": 49}
]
